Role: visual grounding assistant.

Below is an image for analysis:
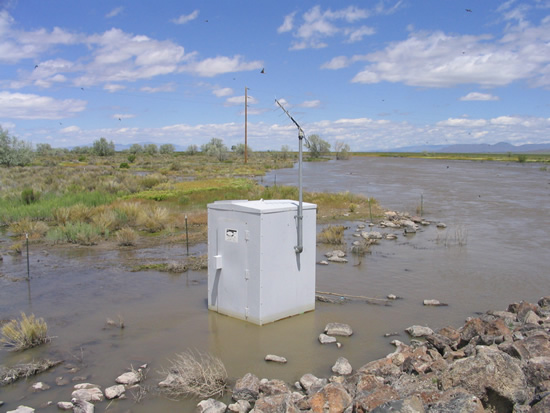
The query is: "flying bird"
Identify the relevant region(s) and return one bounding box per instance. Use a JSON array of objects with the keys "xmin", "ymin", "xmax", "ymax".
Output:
[
  {"xmin": 465, "ymin": 9, "xmax": 472, "ymax": 12},
  {"xmin": 34, "ymin": 65, "xmax": 38, "ymax": 69},
  {"xmin": 260, "ymin": 68, "xmax": 265, "ymax": 74}
]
